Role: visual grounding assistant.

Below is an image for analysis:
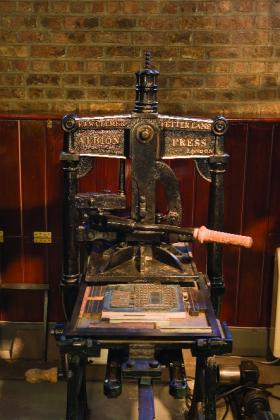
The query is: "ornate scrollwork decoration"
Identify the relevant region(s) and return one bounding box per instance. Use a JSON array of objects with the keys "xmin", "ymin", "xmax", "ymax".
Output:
[
  {"xmin": 77, "ymin": 156, "xmax": 95, "ymax": 179},
  {"xmin": 155, "ymin": 161, "xmax": 182, "ymax": 225},
  {"xmin": 195, "ymin": 159, "xmax": 211, "ymax": 182}
]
